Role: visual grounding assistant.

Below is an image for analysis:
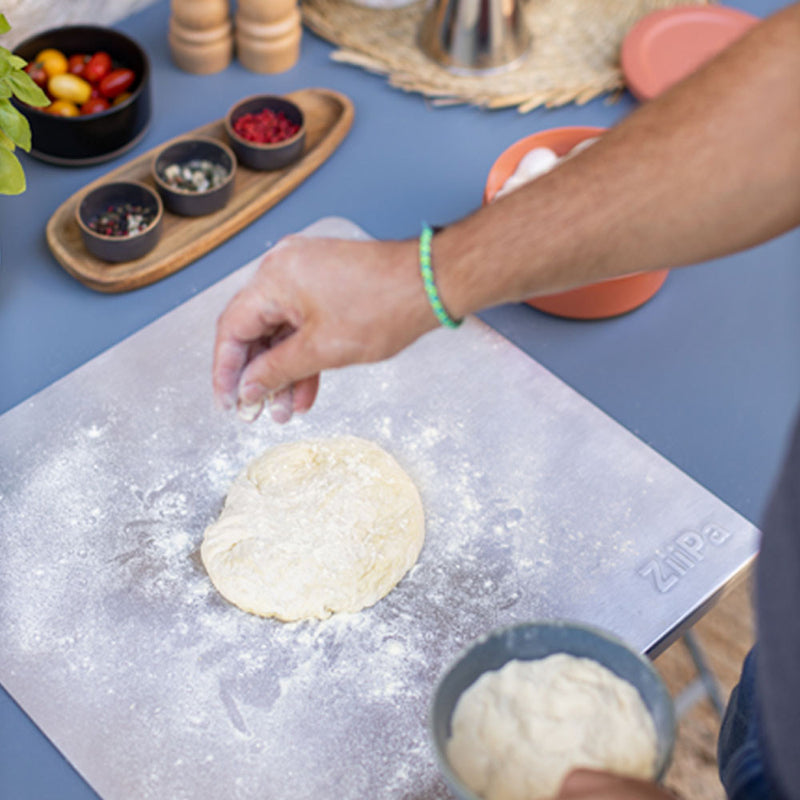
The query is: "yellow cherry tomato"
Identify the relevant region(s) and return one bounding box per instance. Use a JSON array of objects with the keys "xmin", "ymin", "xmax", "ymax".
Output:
[
  {"xmin": 34, "ymin": 48, "xmax": 68, "ymax": 78},
  {"xmin": 48, "ymin": 73, "xmax": 92, "ymax": 105},
  {"xmin": 47, "ymin": 99, "xmax": 80, "ymax": 117}
]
